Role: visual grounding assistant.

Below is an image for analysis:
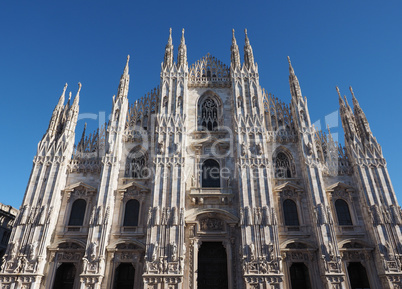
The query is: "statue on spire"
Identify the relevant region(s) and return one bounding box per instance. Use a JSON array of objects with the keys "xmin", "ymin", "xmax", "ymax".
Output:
[
  {"xmin": 178, "ymin": 28, "xmax": 187, "ymax": 67},
  {"xmin": 231, "ymin": 29, "xmax": 241, "ymax": 68},
  {"xmin": 244, "ymin": 28, "xmax": 255, "ymax": 69},
  {"xmin": 163, "ymin": 28, "xmax": 174, "ymax": 68}
]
